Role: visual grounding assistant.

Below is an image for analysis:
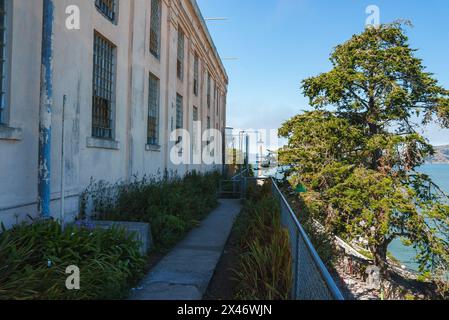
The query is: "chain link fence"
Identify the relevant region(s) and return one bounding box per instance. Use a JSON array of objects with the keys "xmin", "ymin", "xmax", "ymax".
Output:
[
  {"xmin": 223, "ymin": 168, "xmax": 344, "ymax": 300},
  {"xmin": 270, "ymin": 178, "xmax": 344, "ymax": 300}
]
